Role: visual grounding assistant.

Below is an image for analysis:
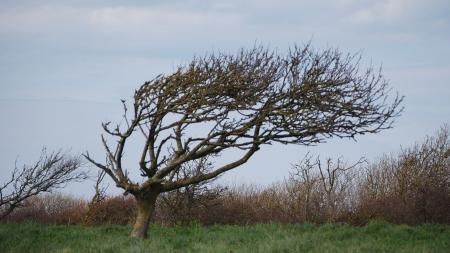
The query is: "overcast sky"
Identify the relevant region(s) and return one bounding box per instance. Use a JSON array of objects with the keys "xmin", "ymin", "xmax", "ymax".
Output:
[{"xmin": 1, "ymin": 0, "xmax": 449, "ymax": 197}]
